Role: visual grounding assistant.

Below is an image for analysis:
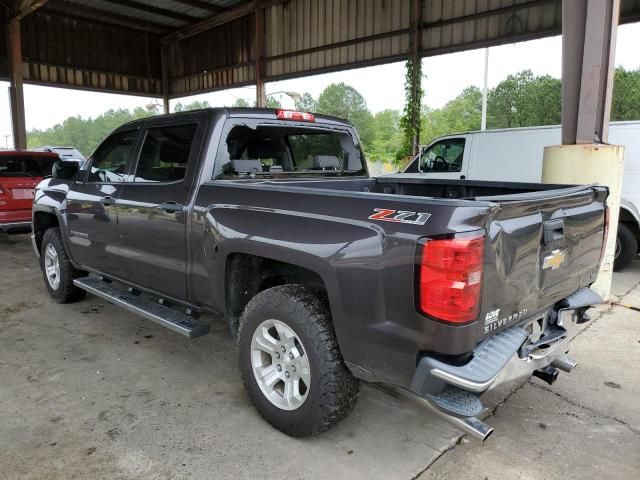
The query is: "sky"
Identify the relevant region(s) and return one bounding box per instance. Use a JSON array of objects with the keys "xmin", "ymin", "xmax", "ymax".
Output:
[{"xmin": 1, "ymin": 23, "xmax": 640, "ymax": 148}]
